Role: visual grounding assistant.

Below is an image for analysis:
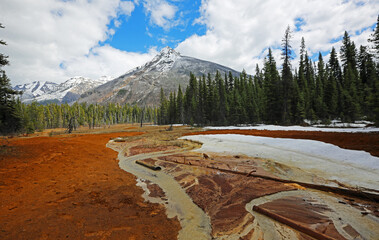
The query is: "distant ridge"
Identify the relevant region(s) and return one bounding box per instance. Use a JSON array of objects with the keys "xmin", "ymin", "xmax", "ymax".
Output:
[
  {"xmin": 14, "ymin": 76, "xmax": 112, "ymax": 104},
  {"xmin": 78, "ymin": 47, "xmax": 240, "ymax": 106}
]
